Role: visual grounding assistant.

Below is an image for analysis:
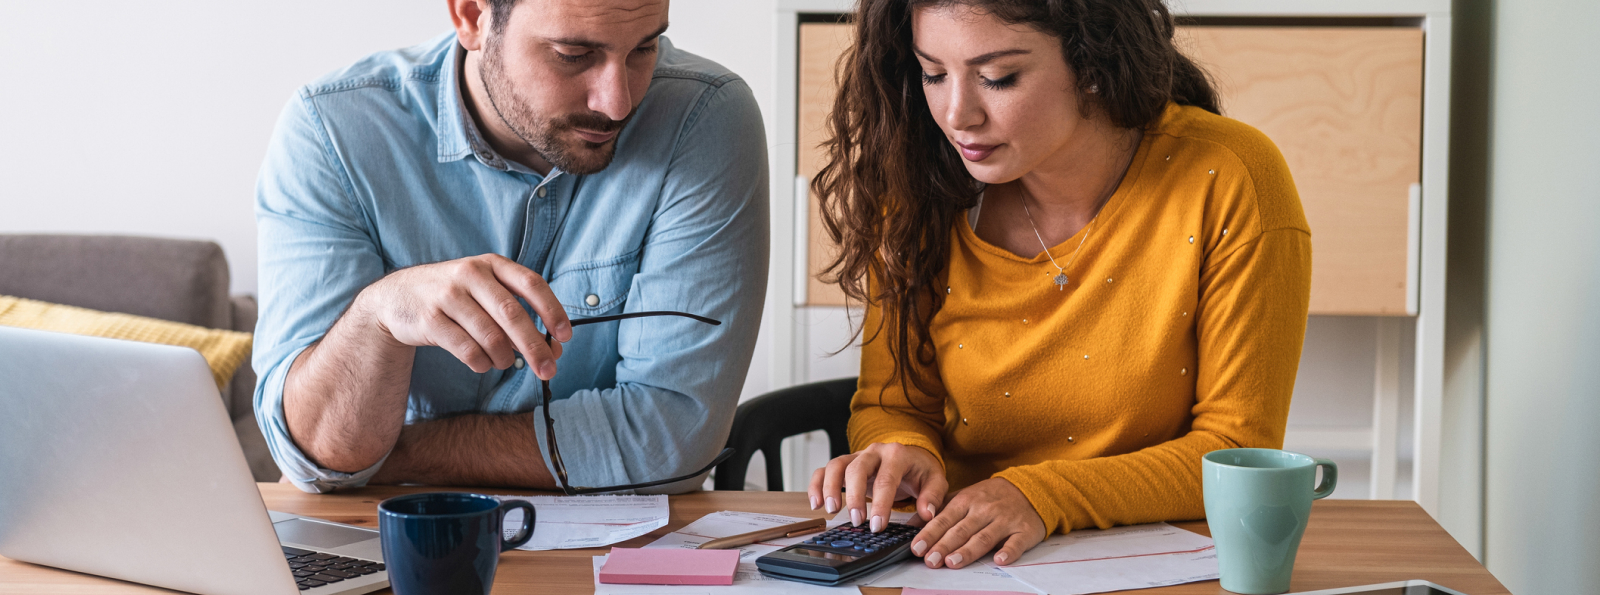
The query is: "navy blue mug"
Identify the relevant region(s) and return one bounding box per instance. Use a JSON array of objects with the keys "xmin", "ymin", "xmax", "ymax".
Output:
[{"xmin": 378, "ymin": 492, "xmax": 535, "ymax": 595}]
